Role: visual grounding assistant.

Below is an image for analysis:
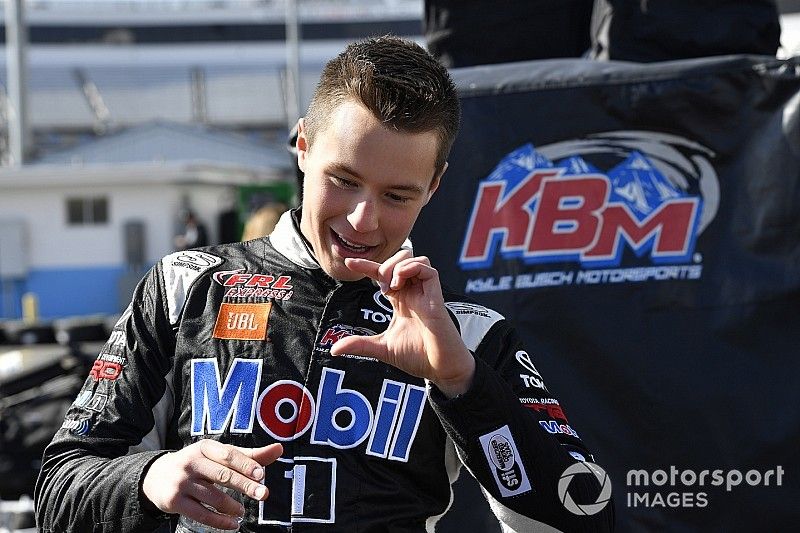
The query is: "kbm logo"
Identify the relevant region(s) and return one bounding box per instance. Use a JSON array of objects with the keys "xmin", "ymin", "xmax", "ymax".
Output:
[
  {"xmin": 460, "ymin": 131, "xmax": 719, "ymax": 270},
  {"xmin": 558, "ymin": 461, "xmax": 613, "ymax": 516}
]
